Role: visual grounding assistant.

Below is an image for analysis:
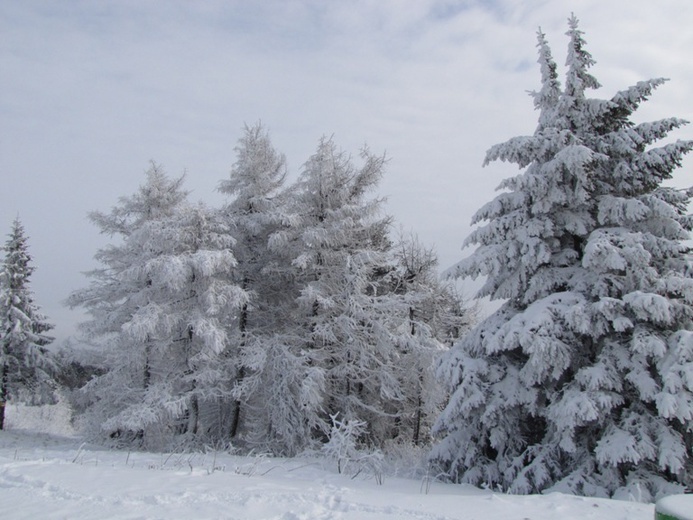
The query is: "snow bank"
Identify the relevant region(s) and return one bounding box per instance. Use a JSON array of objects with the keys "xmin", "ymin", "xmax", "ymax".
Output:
[
  {"xmin": 0, "ymin": 429, "xmax": 655, "ymax": 520},
  {"xmin": 656, "ymin": 494, "xmax": 693, "ymax": 520},
  {"xmin": 5, "ymin": 397, "xmax": 76, "ymax": 437}
]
